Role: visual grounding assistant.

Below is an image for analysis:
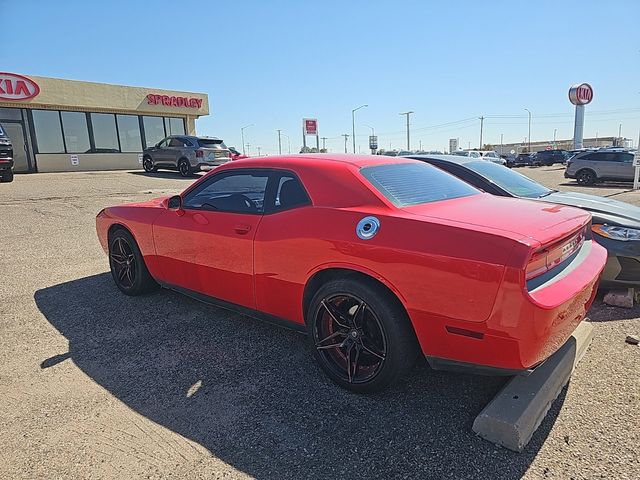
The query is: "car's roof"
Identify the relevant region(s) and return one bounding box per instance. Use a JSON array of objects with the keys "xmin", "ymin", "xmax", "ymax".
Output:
[{"xmin": 225, "ymin": 153, "xmax": 417, "ymax": 169}]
